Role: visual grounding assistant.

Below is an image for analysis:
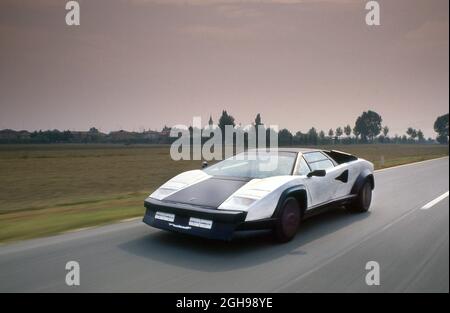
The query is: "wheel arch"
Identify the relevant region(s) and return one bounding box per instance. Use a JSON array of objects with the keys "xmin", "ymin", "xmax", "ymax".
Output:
[
  {"xmin": 272, "ymin": 186, "xmax": 308, "ymax": 219},
  {"xmin": 351, "ymin": 169, "xmax": 375, "ymax": 195}
]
